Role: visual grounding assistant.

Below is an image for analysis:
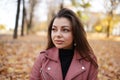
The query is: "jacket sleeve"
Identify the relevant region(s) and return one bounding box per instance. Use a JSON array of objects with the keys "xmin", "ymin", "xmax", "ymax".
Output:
[
  {"xmin": 88, "ymin": 55, "xmax": 99, "ymax": 80},
  {"xmin": 30, "ymin": 52, "xmax": 45, "ymax": 80},
  {"xmin": 88, "ymin": 63, "xmax": 98, "ymax": 80}
]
